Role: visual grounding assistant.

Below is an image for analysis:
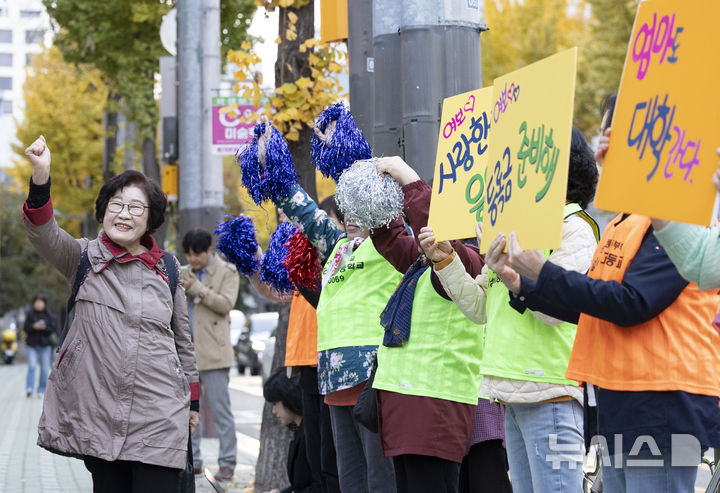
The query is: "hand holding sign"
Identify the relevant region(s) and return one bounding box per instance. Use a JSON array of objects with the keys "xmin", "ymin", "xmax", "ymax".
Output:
[
  {"xmin": 418, "ymin": 227, "xmax": 453, "ymax": 264},
  {"xmin": 506, "ymin": 232, "xmax": 547, "ymax": 282}
]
